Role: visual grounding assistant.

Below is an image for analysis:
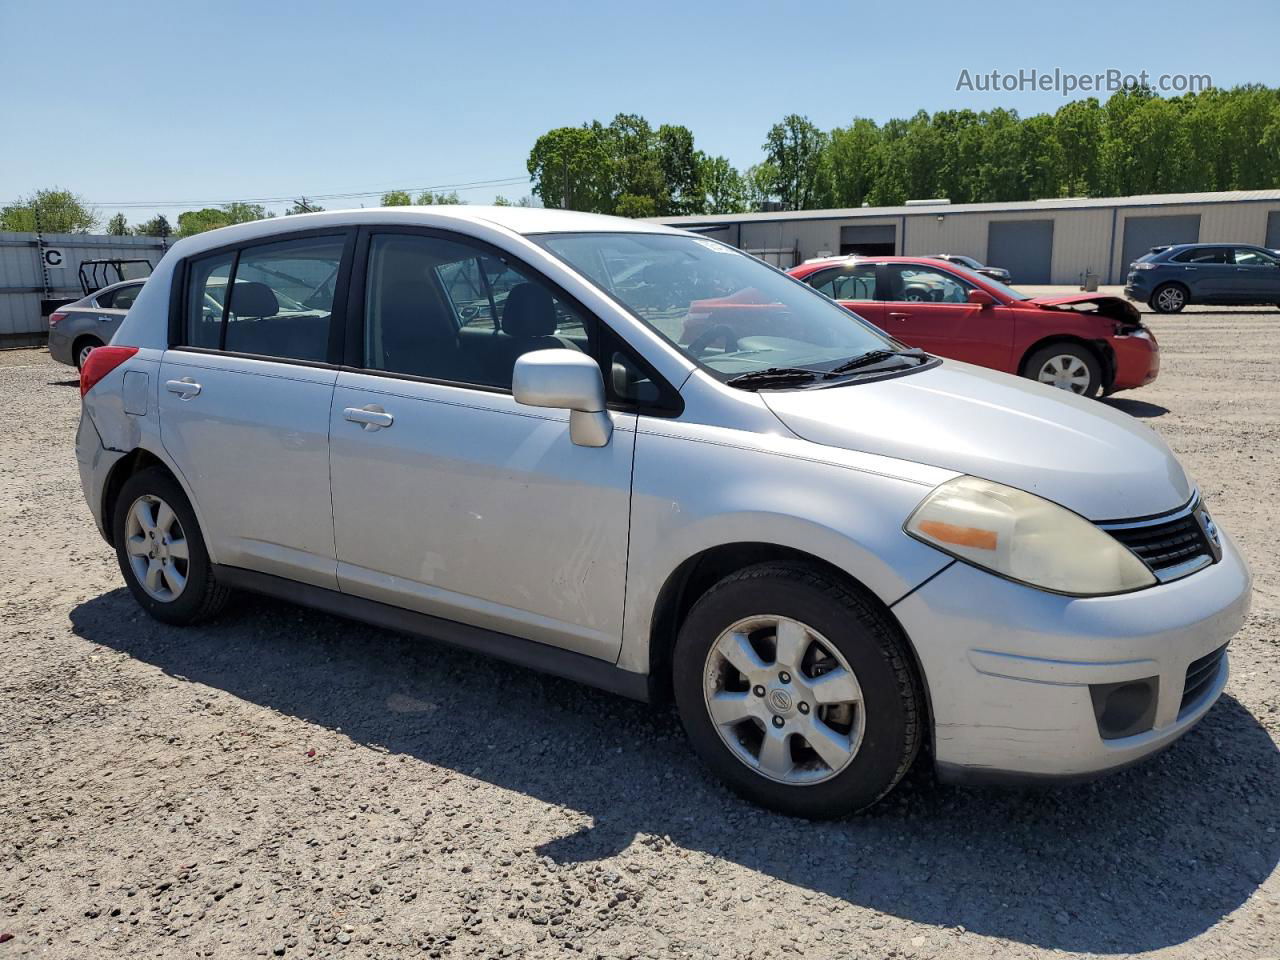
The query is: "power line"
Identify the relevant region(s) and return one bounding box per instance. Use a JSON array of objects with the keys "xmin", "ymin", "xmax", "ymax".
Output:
[{"xmin": 6, "ymin": 175, "xmax": 533, "ymax": 210}]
